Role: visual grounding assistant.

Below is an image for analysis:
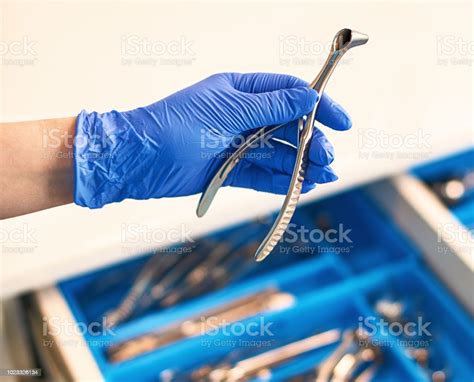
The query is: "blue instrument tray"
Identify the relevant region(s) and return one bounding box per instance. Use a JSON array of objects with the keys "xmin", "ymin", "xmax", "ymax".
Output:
[{"xmin": 55, "ymin": 151, "xmax": 474, "ymax": 381}]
